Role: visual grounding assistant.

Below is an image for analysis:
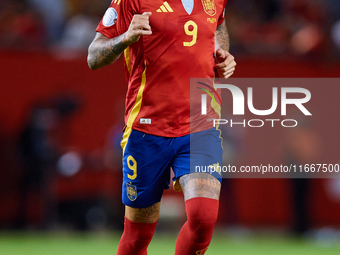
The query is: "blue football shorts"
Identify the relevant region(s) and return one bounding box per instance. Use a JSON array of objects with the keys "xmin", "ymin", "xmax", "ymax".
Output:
[{"xmin": 120, "ymin": 126, "xmax": 223, "ymax": 208}]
